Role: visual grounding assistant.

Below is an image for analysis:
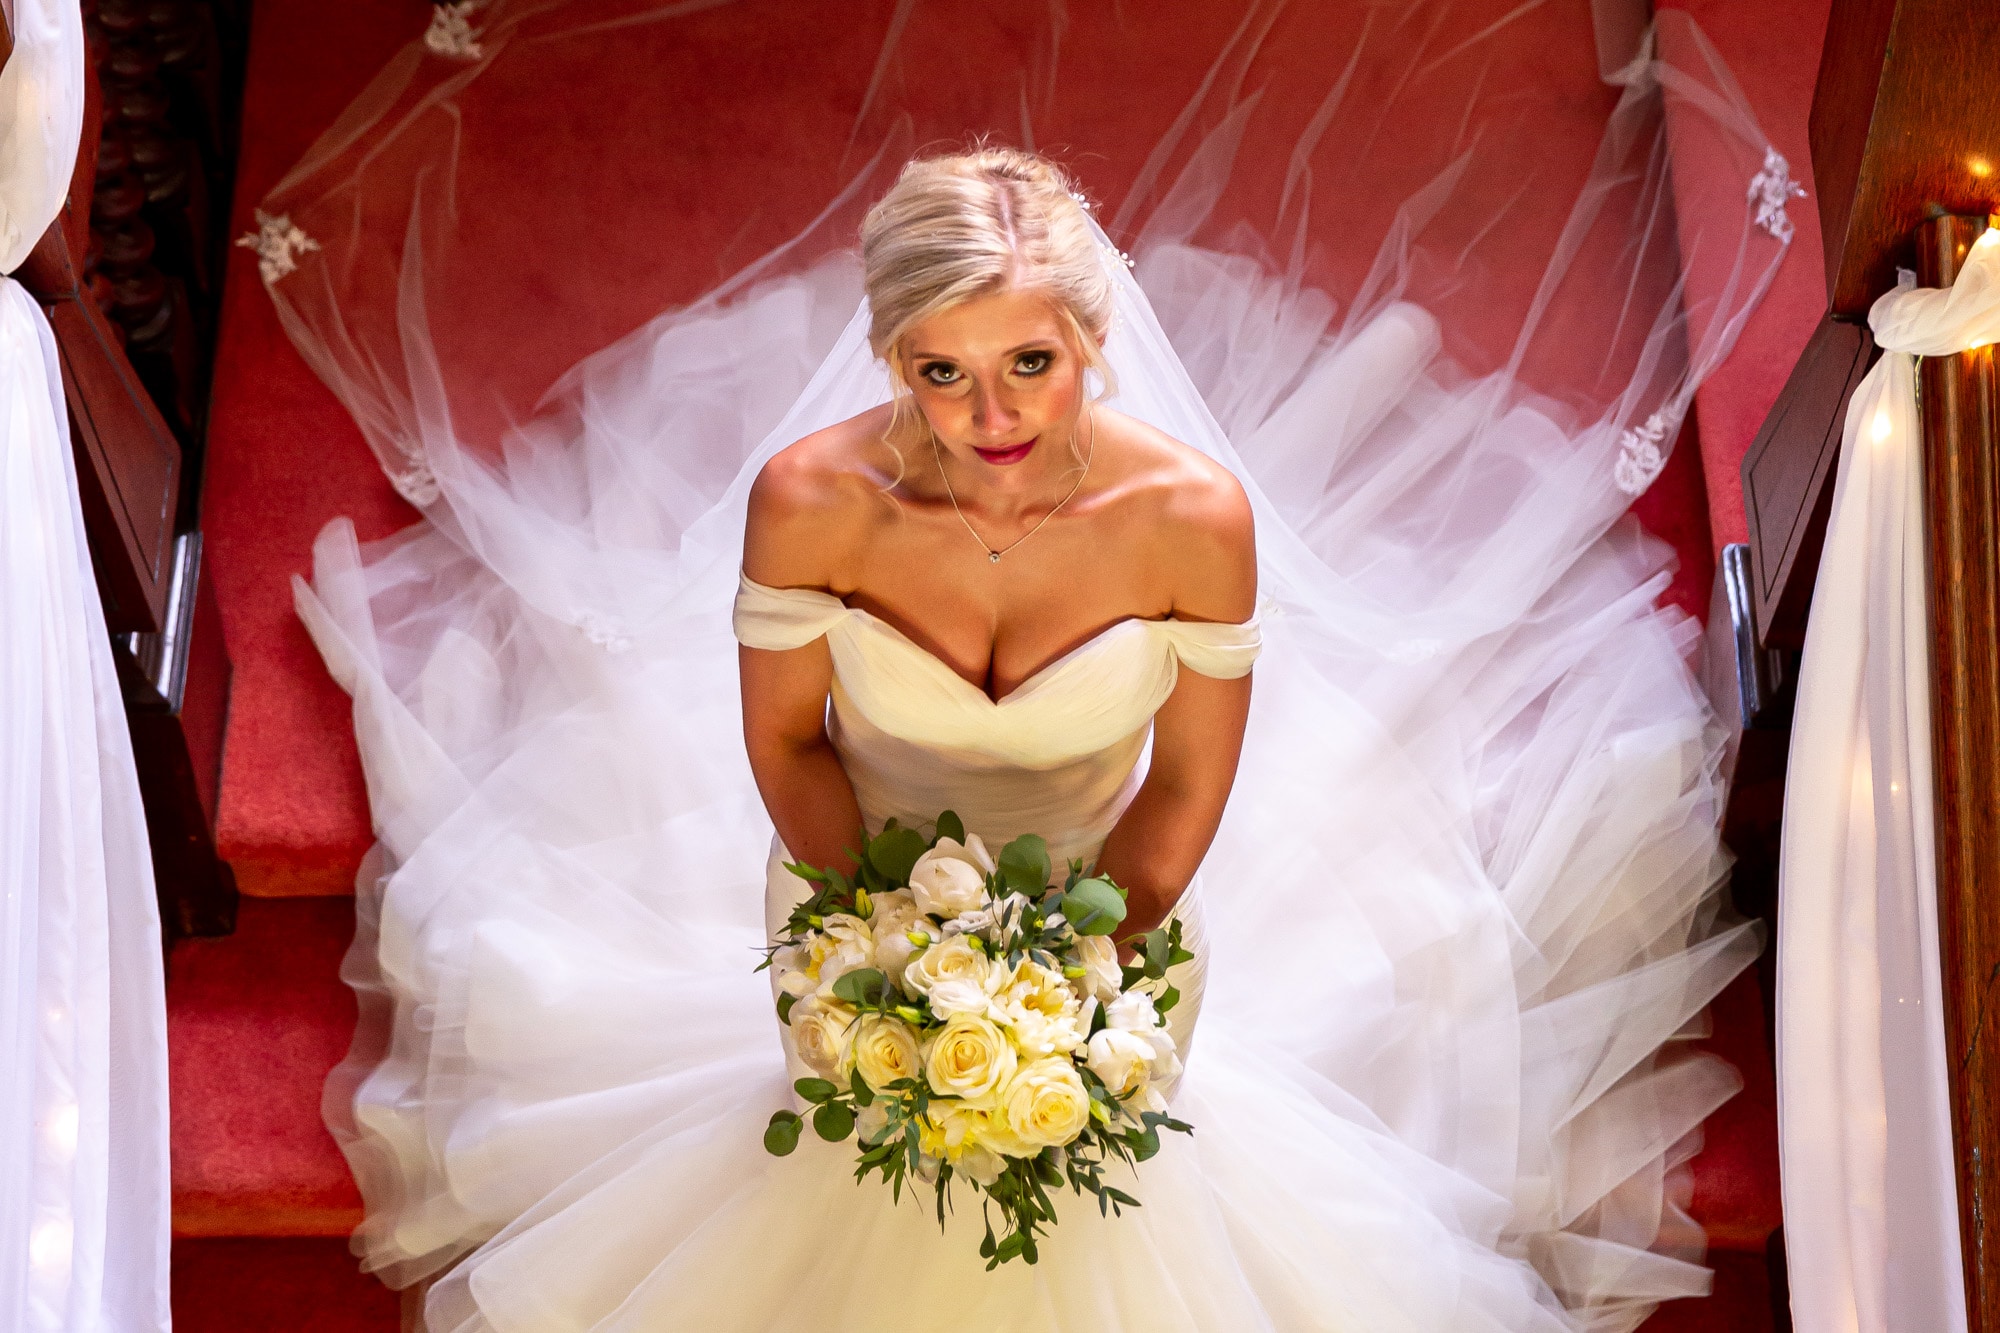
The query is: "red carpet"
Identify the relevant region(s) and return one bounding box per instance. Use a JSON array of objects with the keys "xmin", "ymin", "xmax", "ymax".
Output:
[{"xmin": 180, "ymin": 0, "xmax": 1820, "ymax": 1326}]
